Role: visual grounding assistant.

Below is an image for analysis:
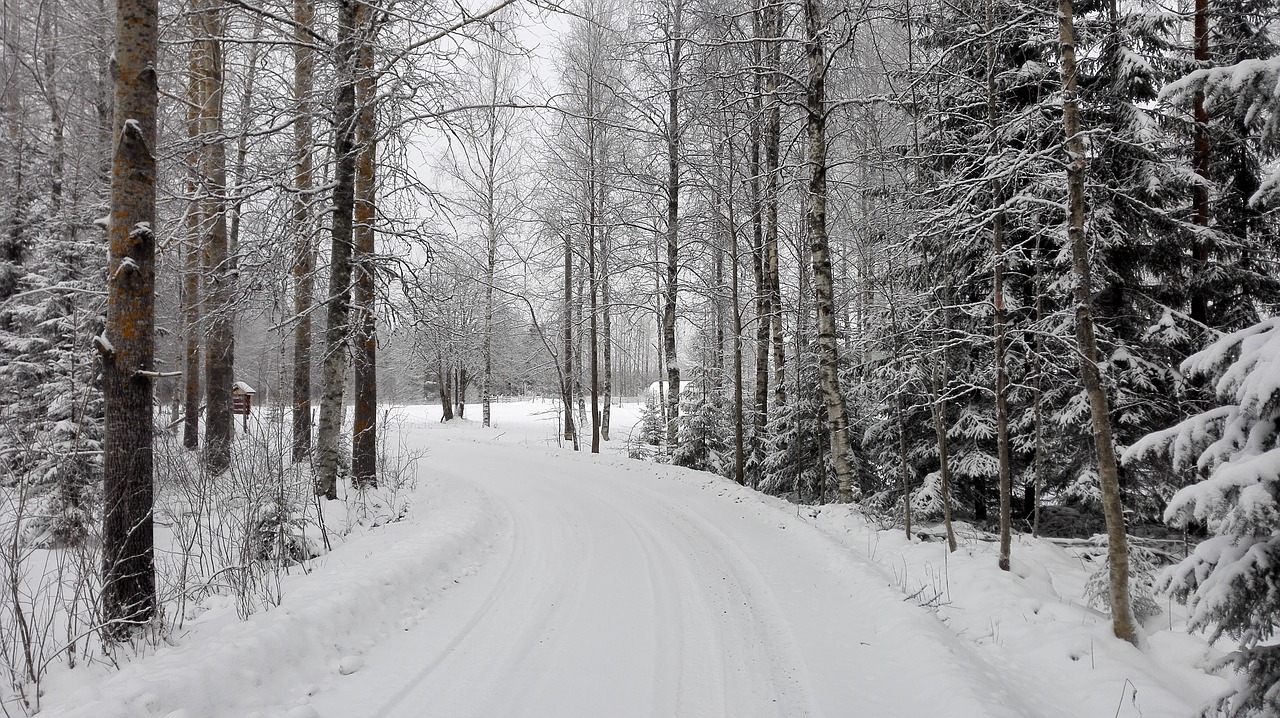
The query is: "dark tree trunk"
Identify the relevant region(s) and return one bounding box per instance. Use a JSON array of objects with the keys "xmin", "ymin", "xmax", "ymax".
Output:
[
  {"xmin": 198, "ymin": 0, "xmax": 233, "ymax": 476},
  {"xmin": 101, "ymin": 0, "xmax": 158, "ymax": 637},
  {"xmin": 438, "ymin": 355, "xmax": 454, "ymax": 421},
  {"xmin": 748, "ymin": 12, "xmax": 768, "ymax": 480},
  {"xmin": 182, "ymin": 41, "xmax": 202, "ymax": 450},
  {"xmin": 351, "ymin": 11, "xmax": 378, "ymax": 489},
  {"xmin": 764, "ymin": 0, "xmax": 785, "ymax": 413},
  {"xmin": 563, "ymin": 233, "xmax": 577, "ymax": 449},
  {"xmin": 985, "ymin": 0, "xmax": 1014, "ymax": 571},
  {"xmin": 662, "ymin": 0, "xmax": 683, "ymax": 446},
  {"xmin": 1190, "ymin": 0, "xmax": 1210, "ymax": 326},
  {"xmin": 290, "ymin": 0, "xmax": 316, "ymax": 463}
]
